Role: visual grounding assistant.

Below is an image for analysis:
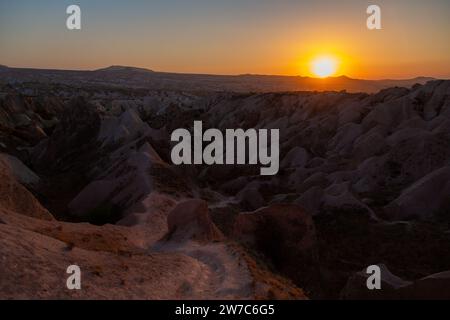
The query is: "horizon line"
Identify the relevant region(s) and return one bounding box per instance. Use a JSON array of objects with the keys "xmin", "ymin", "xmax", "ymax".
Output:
[{"xmin": 1, "ymin": 64, "xmax": 446, "ymax": 82}]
